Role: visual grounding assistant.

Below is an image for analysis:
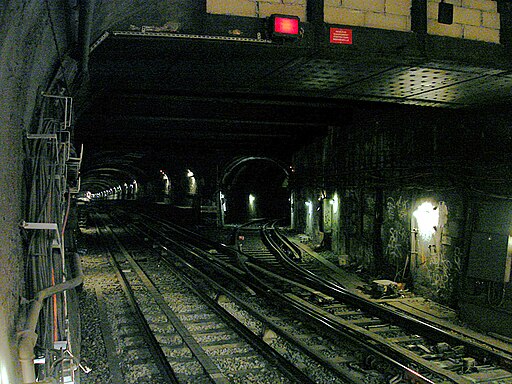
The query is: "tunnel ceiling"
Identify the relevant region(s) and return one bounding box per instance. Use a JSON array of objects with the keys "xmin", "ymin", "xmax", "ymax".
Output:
[{"xmin": 75, "ymin": 12, "xmax": 512, "ymax": 192}]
